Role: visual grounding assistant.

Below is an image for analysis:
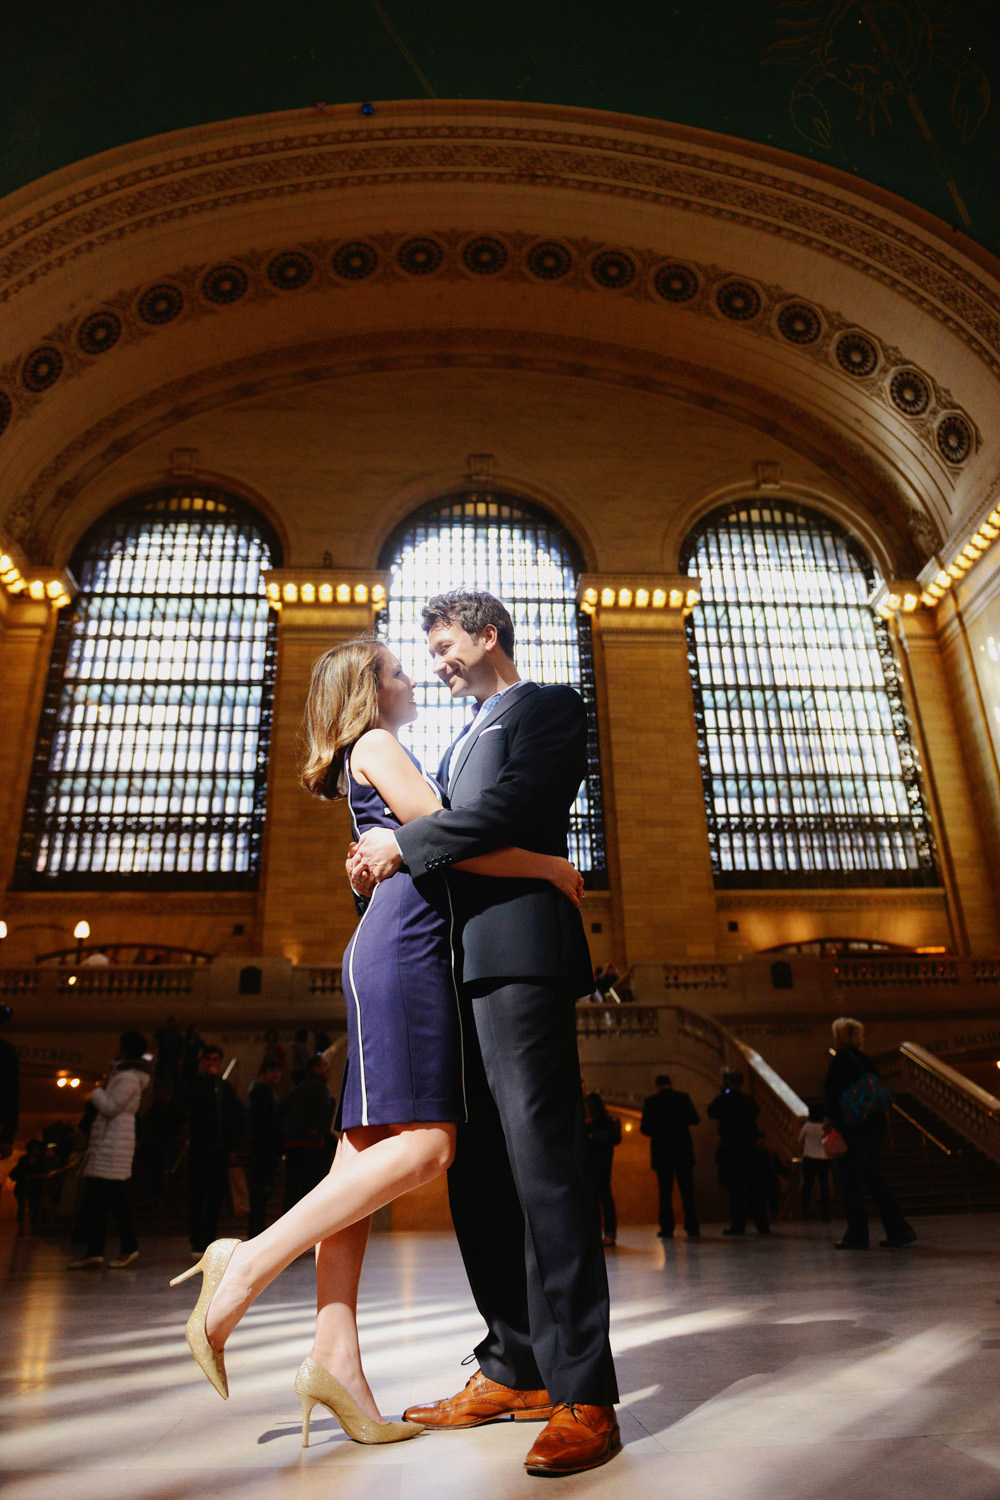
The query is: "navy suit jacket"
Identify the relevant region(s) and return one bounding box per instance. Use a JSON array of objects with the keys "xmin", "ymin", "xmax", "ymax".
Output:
[{"xmin": 394, "ymin": 681, "xmax": 594, "ymax": 993}]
